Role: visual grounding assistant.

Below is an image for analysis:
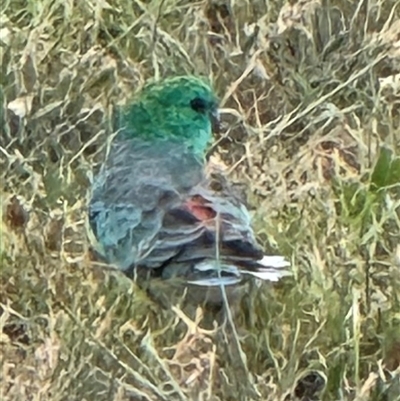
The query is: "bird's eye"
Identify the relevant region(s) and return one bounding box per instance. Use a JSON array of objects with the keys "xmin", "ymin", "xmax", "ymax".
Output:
[{"xmin": 190, "ymin": 97, "xmax": 208, "ymax": 113}]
